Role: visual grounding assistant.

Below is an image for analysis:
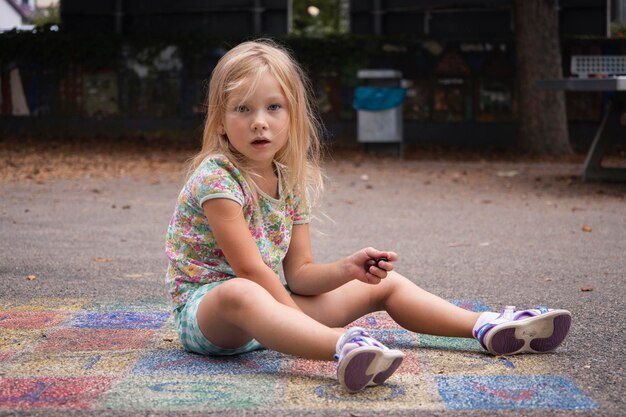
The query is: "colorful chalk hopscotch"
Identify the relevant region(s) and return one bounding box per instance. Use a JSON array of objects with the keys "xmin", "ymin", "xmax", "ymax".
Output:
[{"xmin": 0, "ymin": 298, "xmax": 597, "ymax": 412}]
